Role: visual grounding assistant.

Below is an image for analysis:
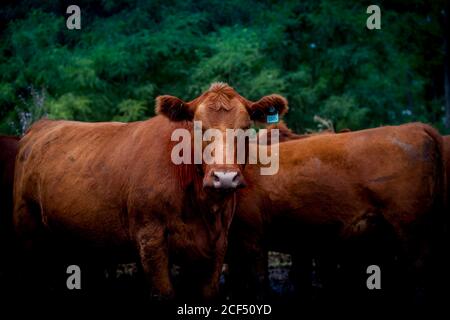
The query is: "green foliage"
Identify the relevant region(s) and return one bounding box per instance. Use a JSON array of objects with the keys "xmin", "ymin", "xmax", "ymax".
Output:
[
  {"xmin": 320, "ymin": 95, "xmax": 369, "ymax": 130},
  {"xmin": 47, "ymin": 93, "xmax": 91, "ymax": 120},
  {"xmin": 0, "ymin": 0, "xmax": 447, "ymax": 134},
  {"xmin": 114, "ymin": 99, "xmax": 146, "ymax": 122}
]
